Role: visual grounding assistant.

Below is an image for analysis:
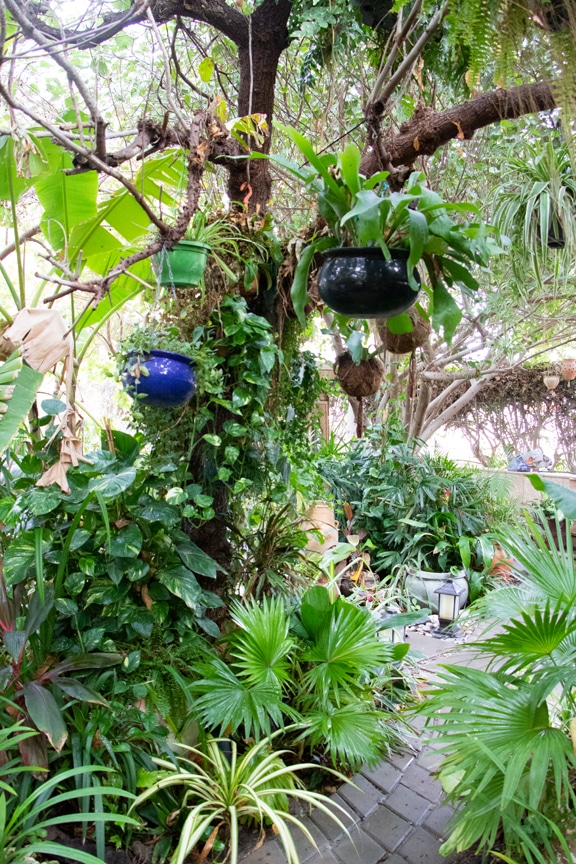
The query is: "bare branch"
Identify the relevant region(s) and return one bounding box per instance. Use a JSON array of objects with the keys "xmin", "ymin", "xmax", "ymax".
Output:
[
  {"xmin": 10, "ymin": 0, "xmax": 152, "ymax": 50},
  {"xmin": 368, "ymin": 3, "xmax": 448, "ymax": 111}
]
